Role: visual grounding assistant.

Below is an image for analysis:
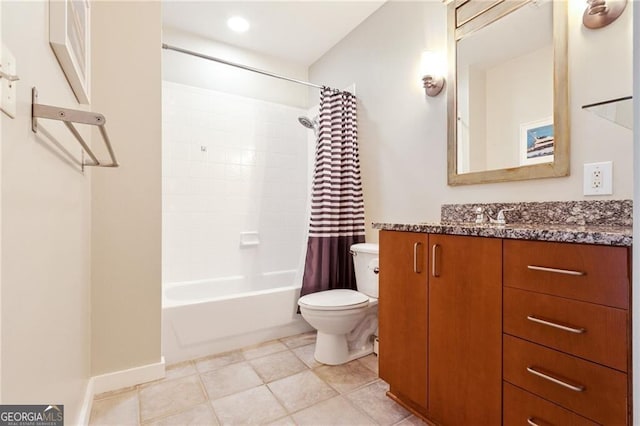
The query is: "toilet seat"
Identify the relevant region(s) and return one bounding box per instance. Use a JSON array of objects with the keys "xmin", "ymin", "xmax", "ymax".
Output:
[{"xmin": 298, "ymin": 289, "xmax": 369, "ymax": 311}]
